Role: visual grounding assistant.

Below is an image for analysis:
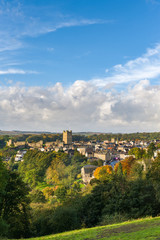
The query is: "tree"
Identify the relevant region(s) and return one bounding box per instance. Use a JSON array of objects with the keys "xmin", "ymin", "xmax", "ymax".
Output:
[
  {"xmin": 128, "ymin": 147, "xmax": 146, "ymax": 159},
  {"xmin": 46, "ymin": 157, "xmax": 66, "ymax": 185},
  {"xmin": 55, "ymin": 186, "xmax": 67, "ymax": 202},
  {"xmin": 18, "ymin": 150, "xmax": 56, "ymax": 186},
  {"xmin": 30, "ymin": 189, "xmax": 46, "ymax": 203},
  {"xmin": 0, "ymin": 170, "xmax": 31, "ymax": 238},
  {"xmin": 71, "ymin": 150, "xmax": 87, "ymax": 164},
  {"xmin": 147, "ymin": 153, "xmax": 160, "ymax": 183},
  {"xmin": 43, "ymin": 187, "xmax": 54, "ymax": 200},
  {"xmin": 0, "ymin": 158, "xmax": 8, "ymax": 237},
  {"xmin": 8, "ymin": 156, "xmax": 15, "ymax": 170},
  {"xmin": 49, "ymin": 206, "xmax": 80, "ymax": 234},
  {"xmin": 114, "ymin": 156, "xmax": 135, "ymax": 175},
  {"xmin": 94, "ymin": 165, "xmax": 113, "ymax": 180},
  {"xmin": 82, "ymin": 175, "xmax": 160, "ymax": 227},
  {"xmin": 117, "ymin": 162, "xmax": 123, "ymax": 177},
  {"xmin": 147, "ymin": 142, "xmax": 156, "ymax": 158},
  {"xmin": 0, "ymin": 217, "xmax": 8, "ymax": 237},
  {"xmin": 0, "ymin": 137, "xmax": 6, "ymax": 149},
  {"xmin": 0, "ymin": 157, "xmax": 8, "ymax": 194}
]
